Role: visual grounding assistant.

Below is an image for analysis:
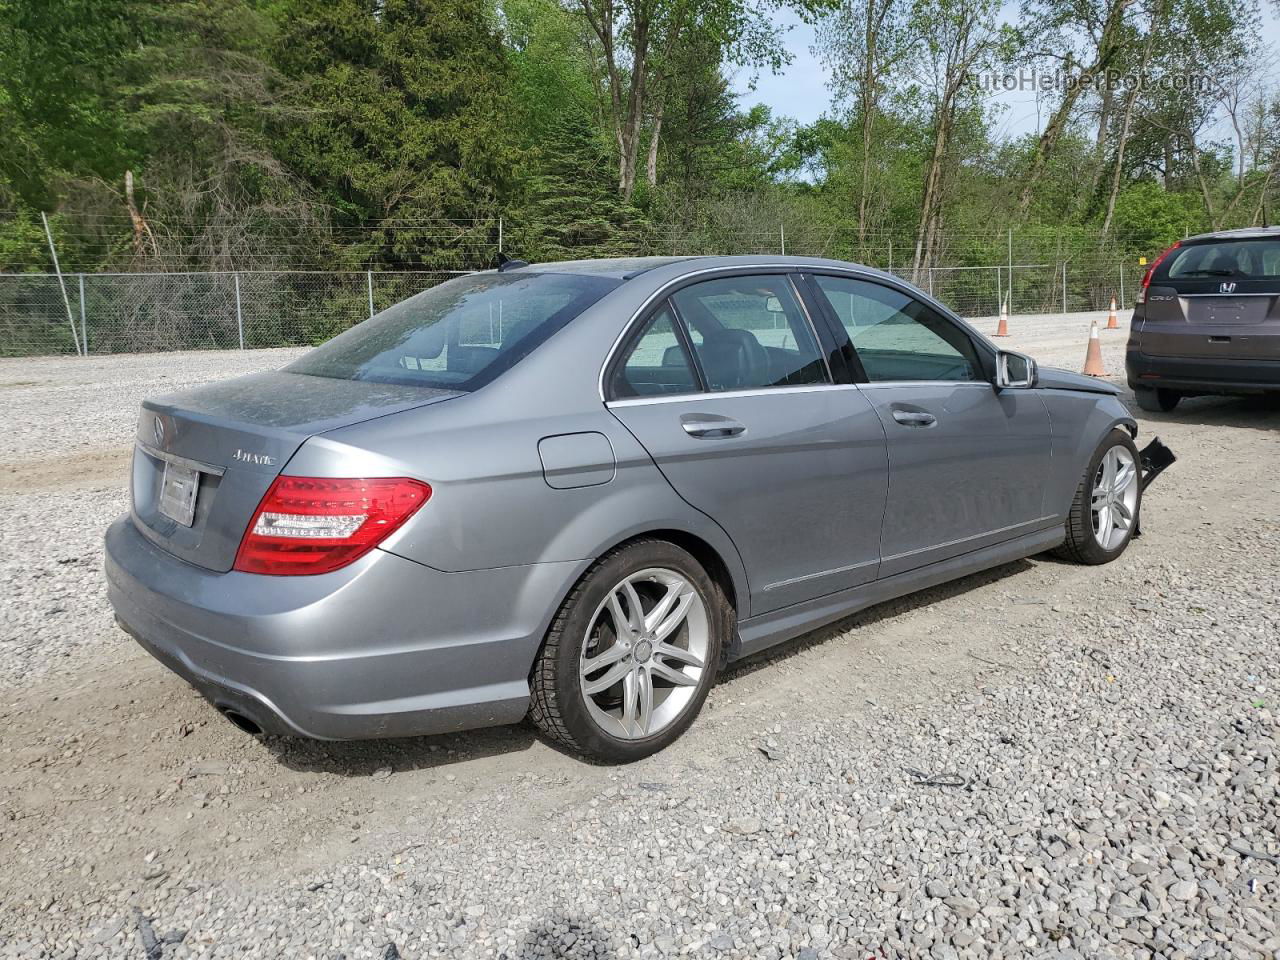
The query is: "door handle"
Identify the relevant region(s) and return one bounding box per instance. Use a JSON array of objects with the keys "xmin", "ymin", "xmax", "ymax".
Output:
[
  {"xmin": 892, "ymin": 410, "xmax": 937, "ymax": 427},
  {"xmin": 680, "ymin": 415, "xmax": 746, "ymax": 438}
]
